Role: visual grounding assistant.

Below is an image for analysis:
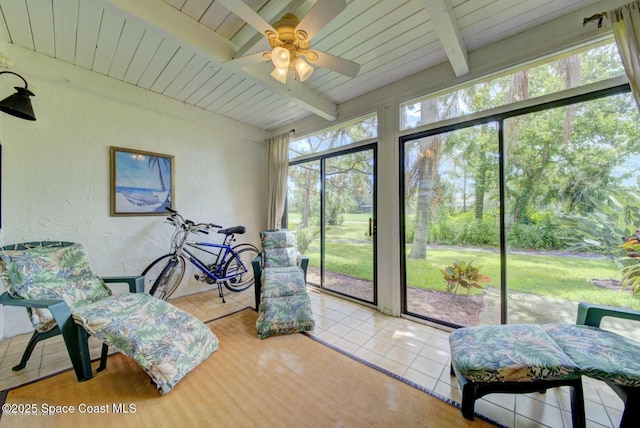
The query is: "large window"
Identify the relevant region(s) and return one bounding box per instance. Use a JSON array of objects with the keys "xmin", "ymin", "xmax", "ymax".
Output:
[
  {"xmin": 400, "ymin": 42, "xmax": 625, "ymax": 131},
  {"xmin": 401, "ymin": 42, "xmax": 640, "ymax": 341},
  {"xmin": 289, "ymin": 113, "xmax": 377, "ymax": 160},
  {"xmin": 403, "ymin": 124, "xmax": 500, "ymax": 326}
]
